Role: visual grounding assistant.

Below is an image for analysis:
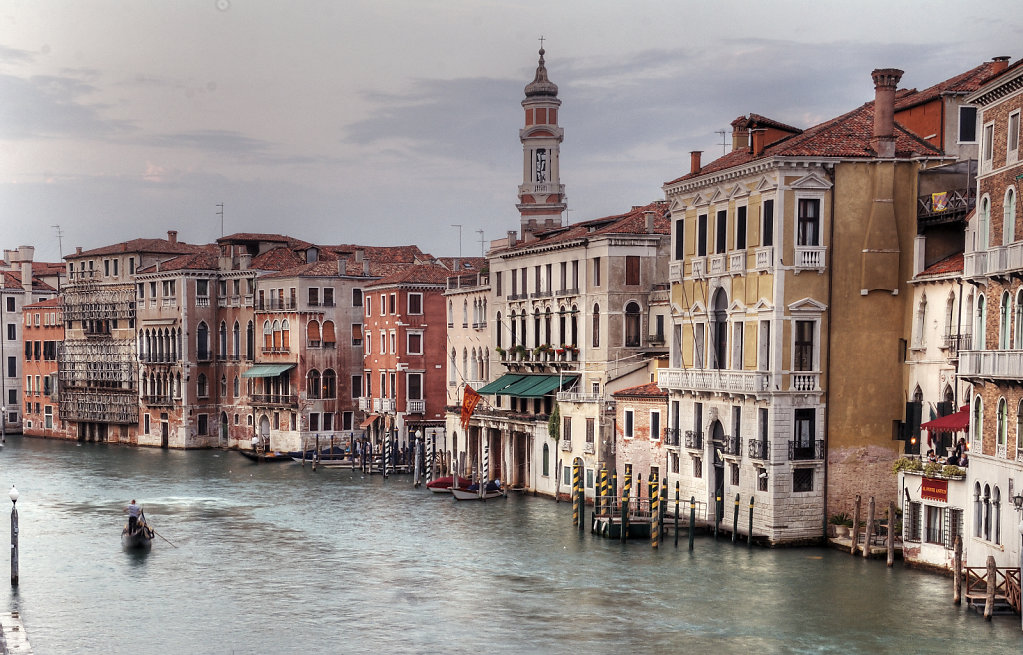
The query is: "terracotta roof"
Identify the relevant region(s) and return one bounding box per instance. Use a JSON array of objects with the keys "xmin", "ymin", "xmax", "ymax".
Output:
[
  {"xmin": 1, "ymin": 271, "xmax": 24, "ymax": 290},
  {"xmin": 436, "ymin": 256, "xmax": 487, "ymax": 272},
  {"xmin": 260, "ymin": 259, "xmax": 345, "ymax": 280},
  {"xmin": 218, "ymin": 233, "xmax": 314, "ymax": 250},
  {"xmin": 665, "ymin": 102, "xmax": 942, "ymax": 186},
  {"xmin": 24, "ymin": 297, "xmax": 61, "ymax": 309},
  {"xmin": 68, "ymin": 237, "xmax": 202, "ymax": 259},
  {"xmin": 250, "ymin": 246, "xmax": 305, "ymax": 272},
  {"xmin": 325, "ymin": 244, "xmax": 427, "ymax": 264},
  {"xmin": 612, "ymin": 382, "xmax": 667, "ymax": 398},
  {"xmin": 895, "ymin": 60, "xmax": 1009, "ymax": 111},
  {"xmin": 137, "ymin": 250, "xmax": 220, "ymax": 274},
  {"xmin": 365, "ymin": 263, "xmax": 453, "ymax": 288},
  {"xmin": 735, "ymin": 113, "xmax": 802, "ymax": 134},
  {"xmin": 916, "ymin": 252, "xmax": 964, "ymax": 278},
  {"xmin": 496, "ymin": 200, "xmax": 669, "ymax": 255}
]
